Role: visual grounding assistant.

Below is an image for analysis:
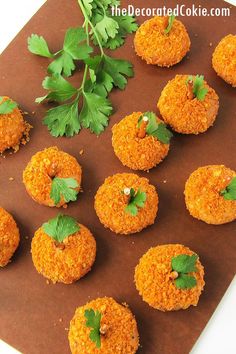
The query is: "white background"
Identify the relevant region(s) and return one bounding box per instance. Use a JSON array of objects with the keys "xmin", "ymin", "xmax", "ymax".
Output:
[{"xmin": 0, "ymin": 1, "xmax": 236, "ymax": 353}]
